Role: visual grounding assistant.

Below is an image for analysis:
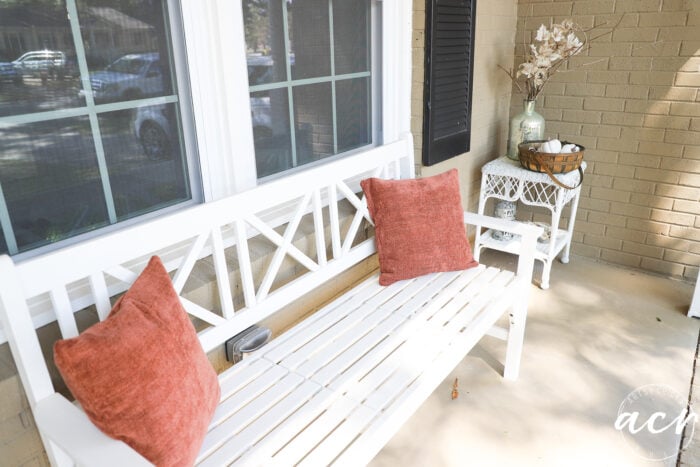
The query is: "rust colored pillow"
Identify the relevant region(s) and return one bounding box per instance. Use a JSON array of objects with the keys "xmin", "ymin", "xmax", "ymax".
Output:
[
  {"xmin": 361, "ymin": 169, "xmax": 478, "ymax": 286},
  {"xmin": 54, "ymin": 256, "xmax": 220, "ymax": 467}
]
